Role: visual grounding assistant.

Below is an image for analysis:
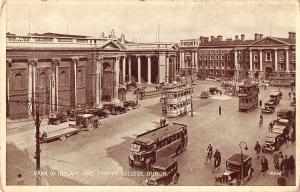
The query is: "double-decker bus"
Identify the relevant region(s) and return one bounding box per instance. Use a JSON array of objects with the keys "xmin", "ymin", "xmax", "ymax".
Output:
[
  {"xmin": 128, "ymin": 123, "xmax": 188, "ymax": 169},
  {"xmin": 162, "ymin": 86, "xmax": 193, "ymax": 117}
]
